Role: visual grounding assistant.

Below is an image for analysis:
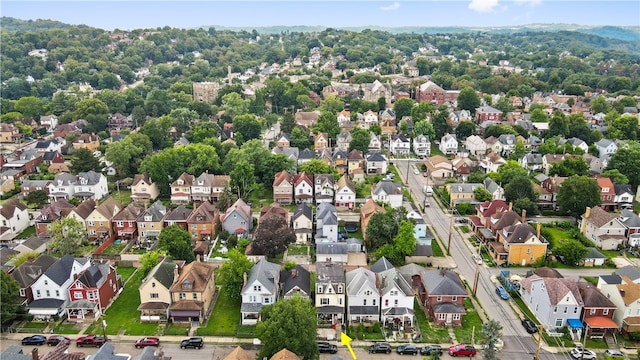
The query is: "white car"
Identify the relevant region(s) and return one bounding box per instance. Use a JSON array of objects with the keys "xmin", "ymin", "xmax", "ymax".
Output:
[
  {"xmin": 471, "ymin": 254, "xmax": 483, "ymax": 265},
  {"xmin": 604, "ymin": 349, "xmax": 627, "ymax": 358},
  {"xmin": 570, "ymin": 347, "xmax": 596, "ymax": 360},
  {"xmin": 413, "ymin": 168, "xmax": 420, "ymax": 175}
]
